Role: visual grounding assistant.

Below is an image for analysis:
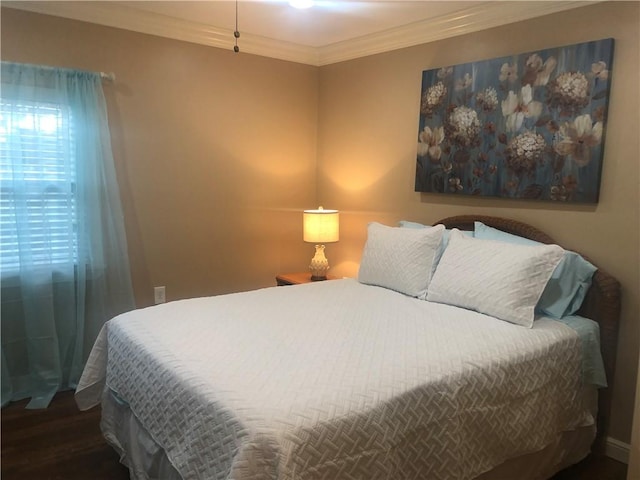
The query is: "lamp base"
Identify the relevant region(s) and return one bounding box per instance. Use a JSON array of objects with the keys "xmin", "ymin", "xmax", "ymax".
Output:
[{"xmin": 309, "ymin": 244, "xmax": 329, "ymax": 280}]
